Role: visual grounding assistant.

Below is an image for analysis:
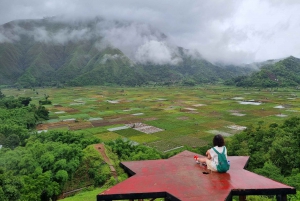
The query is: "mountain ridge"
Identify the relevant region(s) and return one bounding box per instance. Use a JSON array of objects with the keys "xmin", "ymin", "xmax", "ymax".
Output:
[
  {"xmin": 0, "ymin": 17, "xmax": 289, "ymax": 87},
  {"xmin": 225, "ymin": 56, "xmax": 300, "ymax": 87}
]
